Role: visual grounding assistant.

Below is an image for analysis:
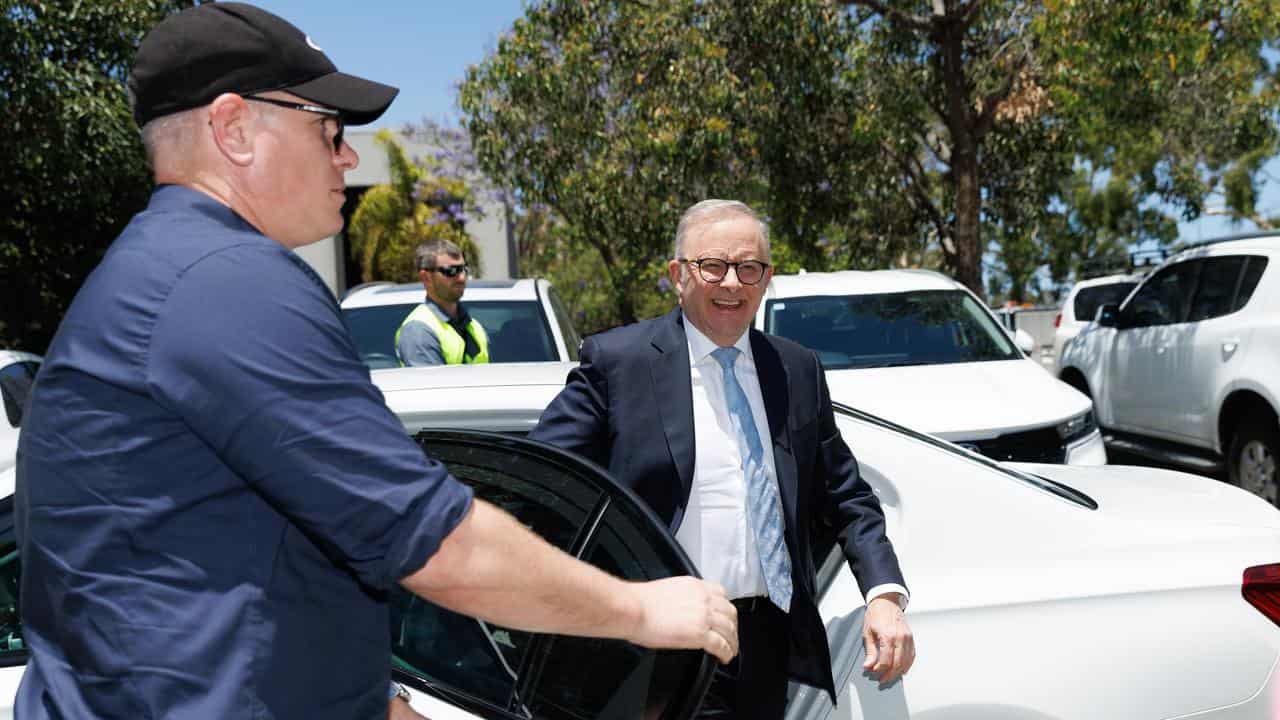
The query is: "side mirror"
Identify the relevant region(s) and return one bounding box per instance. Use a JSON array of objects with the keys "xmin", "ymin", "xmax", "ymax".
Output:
[
  {"xmin": 1013, "ymin": 328, "xmax": 1036, "ymax": 356},
  {"xmin": 1095, "ymin": 303, "xmax": 1121, "ymax": 328}
]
